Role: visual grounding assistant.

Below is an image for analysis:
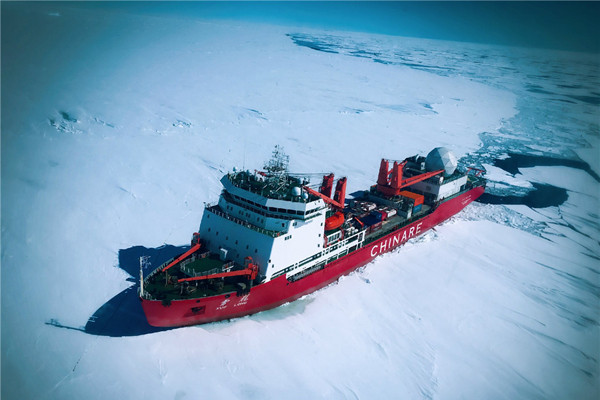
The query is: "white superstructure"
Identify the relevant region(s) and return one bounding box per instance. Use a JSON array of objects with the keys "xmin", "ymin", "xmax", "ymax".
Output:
[
  {"xmin": 199, "ymin": 169, "xmax": 367, "ymax": 281},
  {"xmin": 408, "ymin": 174, "xmax": 468, "ymax": 200}
]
